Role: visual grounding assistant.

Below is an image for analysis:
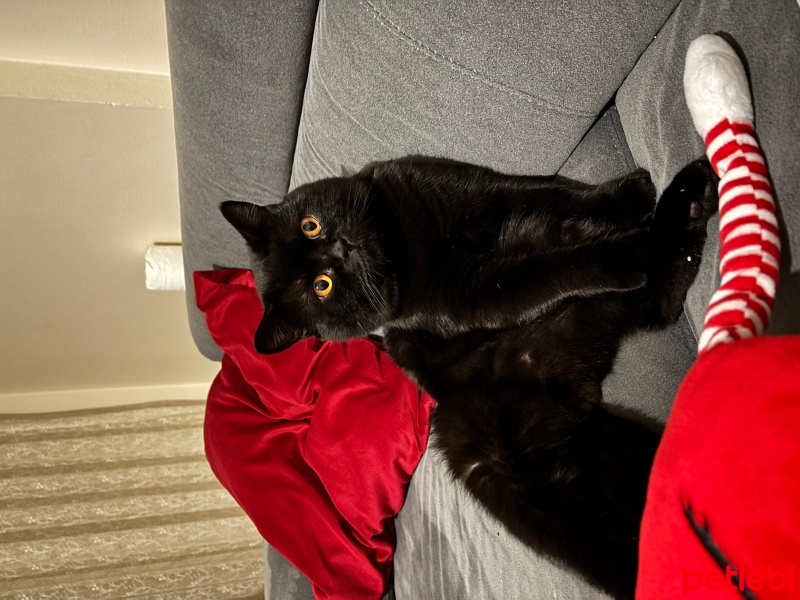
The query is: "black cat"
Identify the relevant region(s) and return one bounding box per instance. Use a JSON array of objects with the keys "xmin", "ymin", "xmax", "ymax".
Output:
[{"xmin": 221, "ymin": 156, "xmax": 717, "ymax": 599}]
